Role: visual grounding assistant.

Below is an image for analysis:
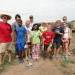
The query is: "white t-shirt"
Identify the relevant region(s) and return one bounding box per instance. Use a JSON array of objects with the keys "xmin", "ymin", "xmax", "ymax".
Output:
[
  {"xmin": 25, "ymin": 26, "xmax": 31, "ymax": 42},
  {"xmin": 30, "ymin": 22, "xmax": 35, "ymax": 30},
  {"xmin": 63, "ymin": 27, "xmax": 71, "ymax": 39}
]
